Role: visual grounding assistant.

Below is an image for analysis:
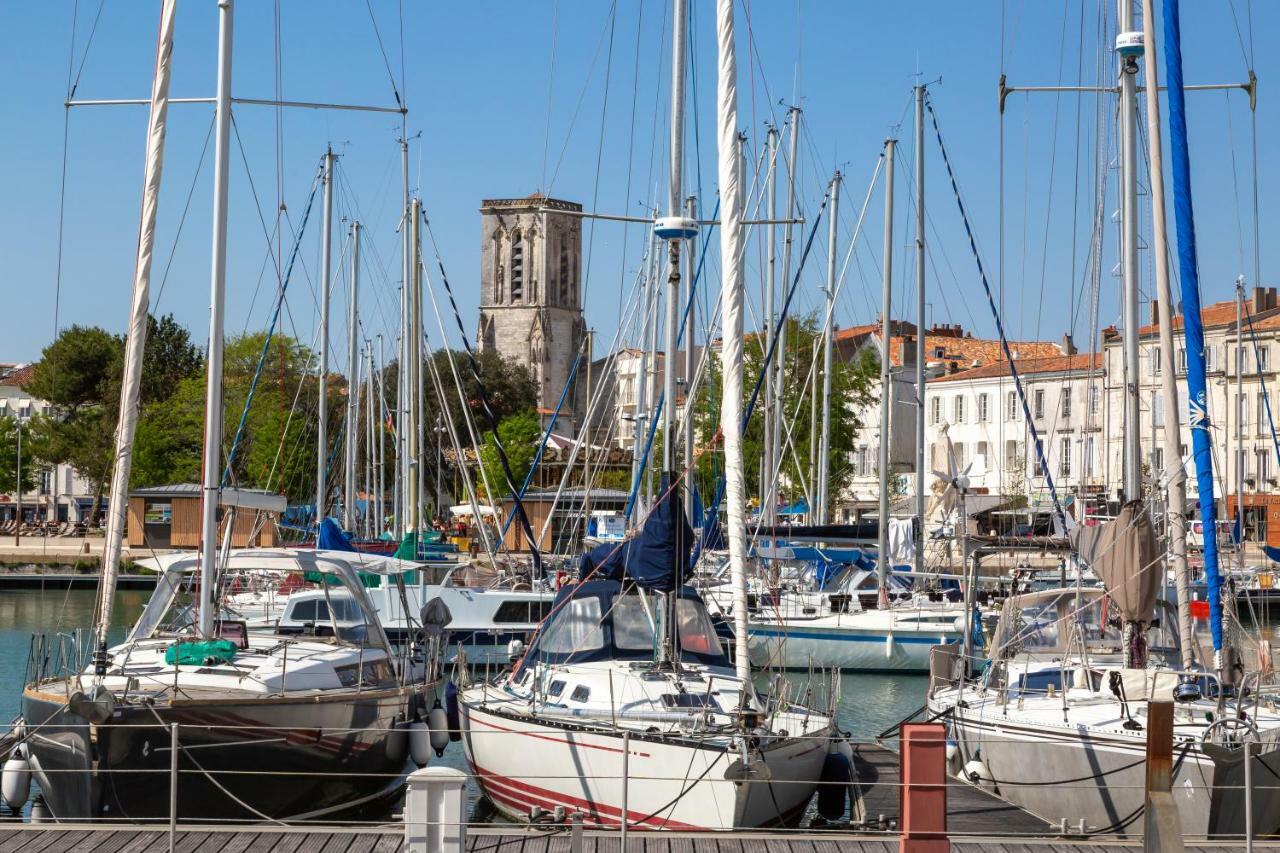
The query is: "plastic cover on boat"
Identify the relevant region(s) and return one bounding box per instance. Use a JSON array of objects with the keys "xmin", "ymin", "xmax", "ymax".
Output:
[{"xmin": 1077, "ymin": 500, "xmax": 1161, "ymax": 623}]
